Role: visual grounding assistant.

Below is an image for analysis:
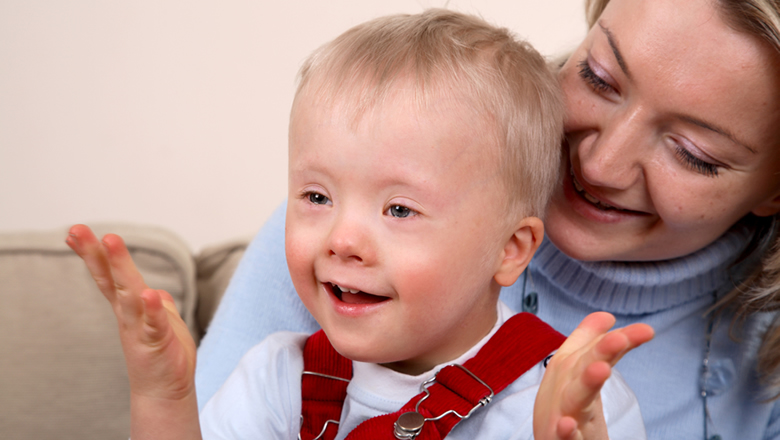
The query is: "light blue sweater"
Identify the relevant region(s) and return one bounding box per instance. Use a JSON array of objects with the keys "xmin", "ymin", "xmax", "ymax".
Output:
[{"xmin": 196, "ymin": 202, "xmax": 780, "ymax": 439}]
